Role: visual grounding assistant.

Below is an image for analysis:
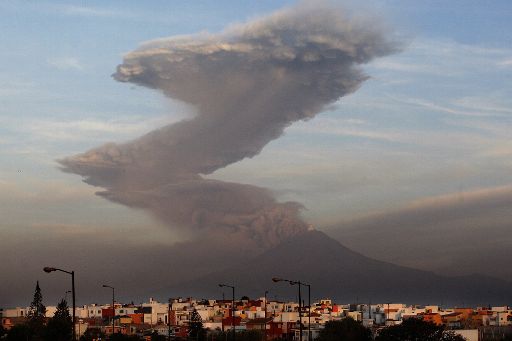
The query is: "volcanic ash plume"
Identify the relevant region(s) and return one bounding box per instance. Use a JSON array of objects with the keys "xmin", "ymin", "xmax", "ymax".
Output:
[{"xmin": 59, "ymin": 4, "xmax": 399, "ymax": 247}]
